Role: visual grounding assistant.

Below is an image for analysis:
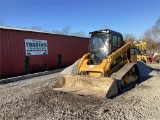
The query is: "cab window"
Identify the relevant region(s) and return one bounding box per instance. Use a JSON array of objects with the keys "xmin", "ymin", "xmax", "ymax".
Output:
[
  {"xmin": 111, "ymin": 35, "xmax": 123, "ymax": 52},
  {"xmin": 117, "ymin": 36, "xmax": 122, "ymax": 47},
  {"xmin": 112, "ymin": 35, "xmax": 118, "ymax": 47}
]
